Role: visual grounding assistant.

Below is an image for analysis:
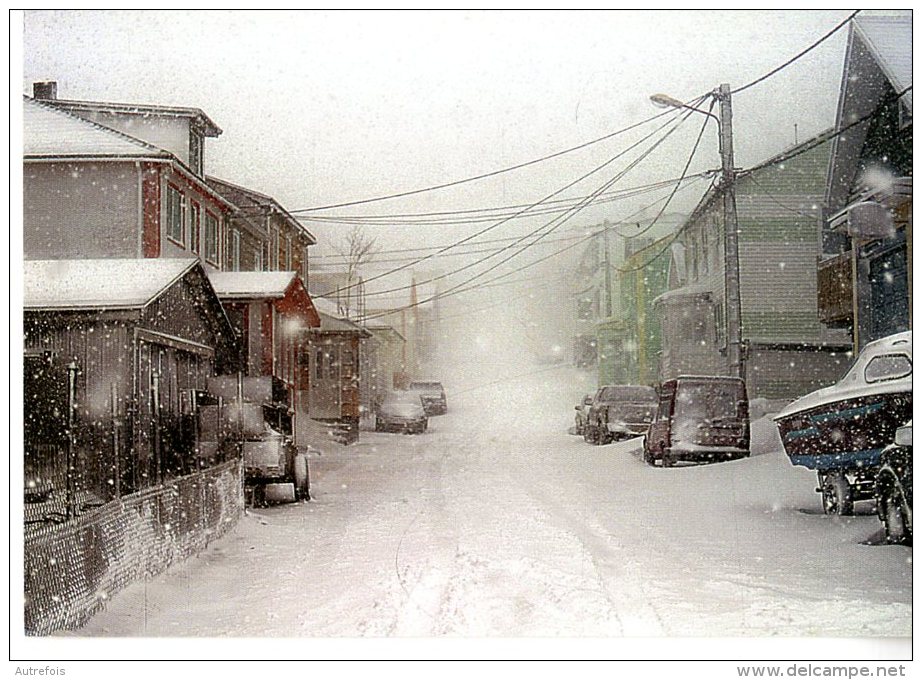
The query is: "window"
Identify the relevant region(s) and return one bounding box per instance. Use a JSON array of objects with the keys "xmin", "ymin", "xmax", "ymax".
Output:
[
  {"xmin": 271, "ymin": 228, "xmax": 279, "ymax": 270},
  {"xmin": 700, "ymin": 227, "xmax": 709, "ymax": 275},
  {"xmin": 285, "ymin": 235, "xmax": 292, "ymax": 270},
  {"xmin": 166, "ymin": 185, "xmax": 185, "ymax": 245},
  {"xmin": 232, "ymin": 230, "xmax": 241, "ymax": 271},
  {"xmin": 865, "ymin": 354, "xmax": 912, "ymax": 383},
  {"xmin": 190, "ymin": 202, "xmax": 201, "ymax": 254},
  {"xmin": 204, "ymin": 211, "xmax": 219, "ymax": 264},
  {"xmin": 255, "ymin": 247, "xmax": 263, "ymax": 271},
  {"xmin": 315, "ymin": 348, "xmax": 324, "ymax": 380}
]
